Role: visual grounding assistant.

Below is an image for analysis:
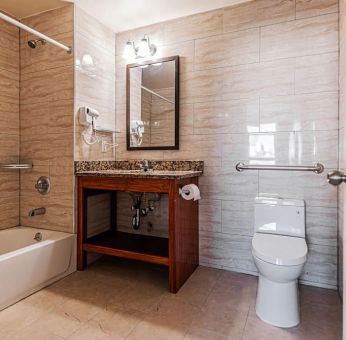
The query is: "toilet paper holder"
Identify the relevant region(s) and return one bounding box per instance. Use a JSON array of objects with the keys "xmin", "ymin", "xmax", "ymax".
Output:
[
  {"xmin": 178, "ymin": 184, "xmax": 201, "ymax": 201},
  {"xmin": 179, "ymin": 187, "xmax": 190, "ymax": 196}
]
